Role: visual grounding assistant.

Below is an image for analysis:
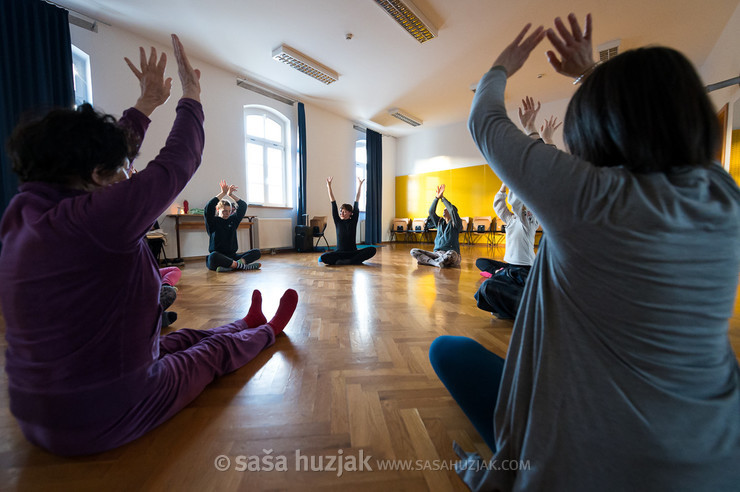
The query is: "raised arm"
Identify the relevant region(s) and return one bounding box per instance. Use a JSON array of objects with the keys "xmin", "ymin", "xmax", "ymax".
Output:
[
  {"xmin": 440, "ymin": 196, "xmax": 462, "ymax": 231},
  {"xmin": 355, "ymin": 178, "xmax": 365, "ymax": 203},
  {"xmin": 539, "ymin": 116, "xmax": 562, "ymax": 146},
  {"xmin": 216, "ymin": 180, "xmax": 228, "ymax": 200},
  {"xmin": 124, "ymin": 46, "xmax": 171, "ymax": 117},
  {"xmin": 545, "ymin": 13, "xmax": 596, "ymax": 80},
  {"xmin": 518, "ymin": 96, "xmax": 541, "ymax": 137},
  {"xmin": 326, "ymin": 176, "xmax": 336, "ymax": 203},
  {"xmin": 428, "ymin": 185, "xmax": 445, "ymax": 222},
  {"xmin": 468, "ymin": 15, "xmax": 598, "ymax": 234},
  {"xmin": 84, "ymin": 34, "xmax": 204, "ymax": 249},
  {"xmin": 494, "ymin": 183, "xmax": 514, "ymax": 225},
  {"xmin": 226, "ymin": 183, "xmax": 241, "ymax": 203},
  {"xmin": 227, "ymin": 184, "xmax": 247, "ymax": 222}
]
